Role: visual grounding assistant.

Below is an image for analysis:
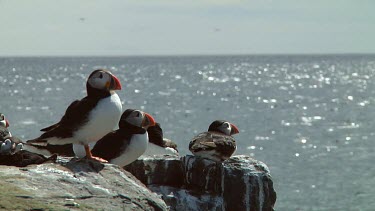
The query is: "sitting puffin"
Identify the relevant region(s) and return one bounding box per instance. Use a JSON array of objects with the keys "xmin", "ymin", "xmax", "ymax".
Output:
[
  {"xmin": 0, "ymin": 113, "xmax": 54, "ymax": 167},
  {"xmin": 144, "ymin": 123, "xmax": 178, "ymax": 156},
  {"xmin": 91, "ymin": 109, "xmax": 156, "ymax": 167},
  {"xmin": 27, "ymin": 69, "xmax": 122, "ymax": 162},
  {"xmin": 189, "ymin": 120, "xmax": 239, "ymax": 162},
  {"xmin": 0, "ymin": 113, "xmax": 23, "ymax": 154}
]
